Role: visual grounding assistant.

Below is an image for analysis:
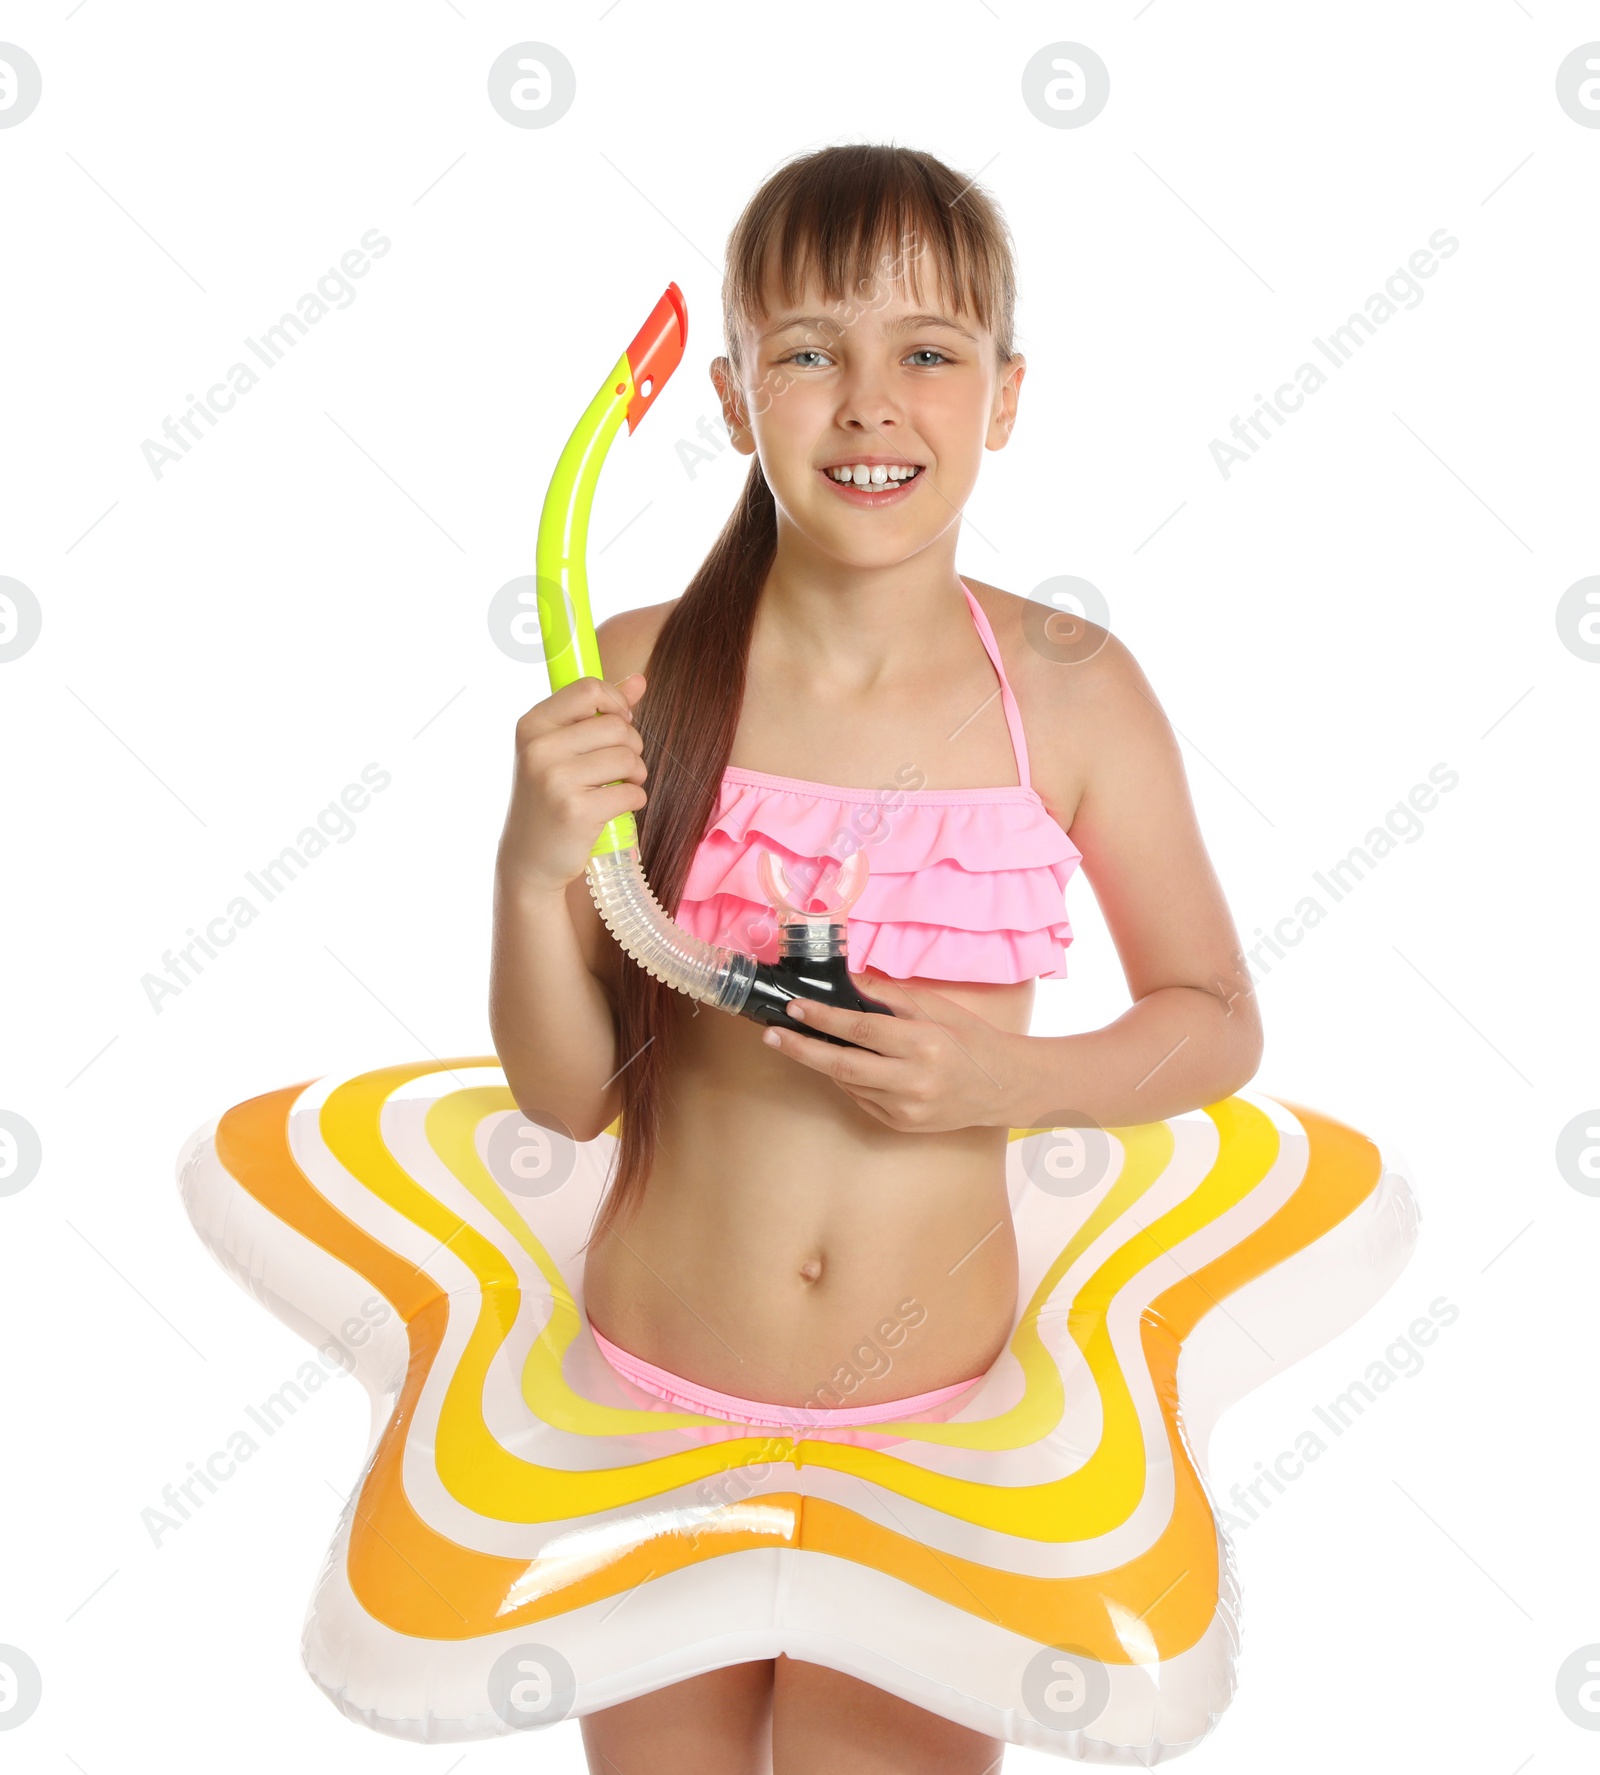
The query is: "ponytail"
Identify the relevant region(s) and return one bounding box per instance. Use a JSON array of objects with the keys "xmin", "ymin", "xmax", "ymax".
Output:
[{"xmin": 581, "ymin": 458, "xmax": 777, "ymax": 1250}]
